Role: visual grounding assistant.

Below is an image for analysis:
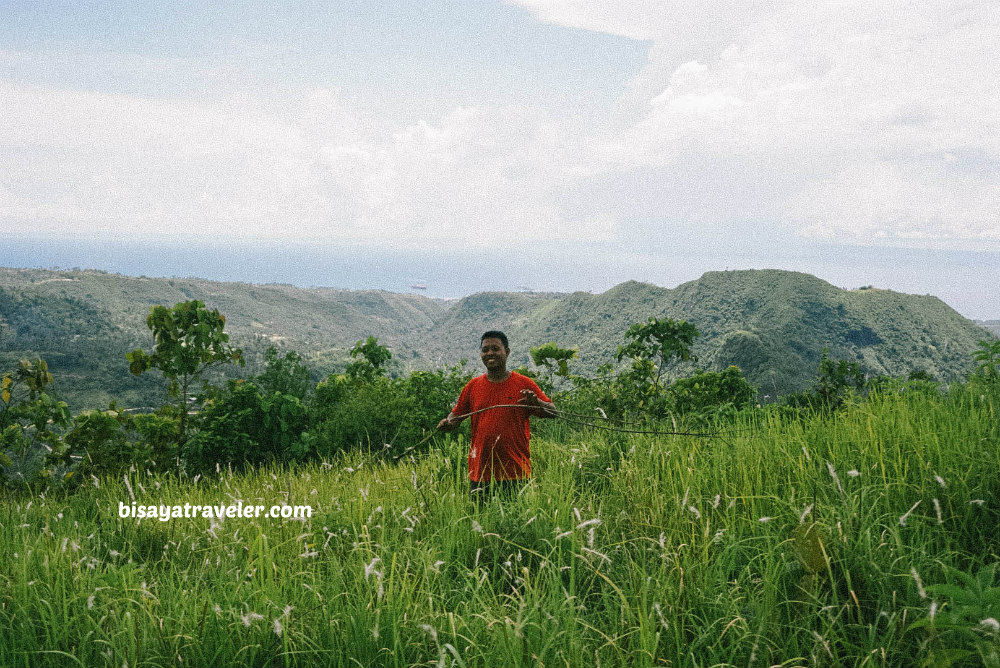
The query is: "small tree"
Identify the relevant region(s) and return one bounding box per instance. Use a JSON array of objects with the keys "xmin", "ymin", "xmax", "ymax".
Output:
[
  {"xmin": 254, "ymin": 347, "xmax": 312, "ymax": 400},
  {"xmin": 530, "ymin": 341, "xmax": 578, "ymax": 378},
  {"xmin": 617, "ymin": 317, "xmax": 700, "ymax": 386},
  {"xmin": 345, "ymin": 336, "xmax": 392, "ymax": 381},
  {"xmin": 126, "ymin": 300, "xmax": 243, "ymax": 442},
  {"xmin": 1, "ymin": 358, "xmax": 72, "ymax": 490},
  {"xmin": 813, "ymin": 348, "xmax": 866, "ymax": 409}
]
